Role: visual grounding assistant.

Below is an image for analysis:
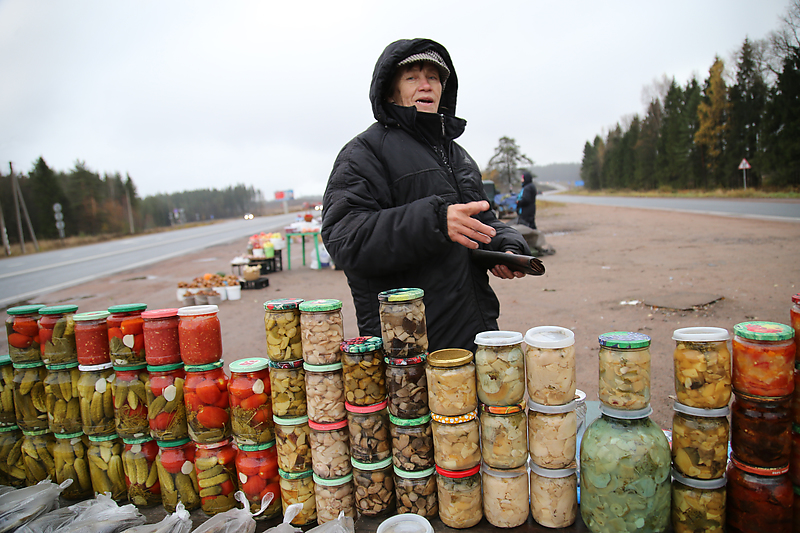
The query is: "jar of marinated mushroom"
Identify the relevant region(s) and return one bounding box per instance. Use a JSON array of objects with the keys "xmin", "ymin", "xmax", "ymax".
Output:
[
  {"xmin": 313, "ymin": 472, "xmax": 356, "ymax": 524},
  {"xmin": 298, "ymin": 299, "xmax": 344, "ymax": 365},
  {"xmin": 268, "ymin": 359, "xmax": 307, "ymax": 418},
  {"xmin": 229, "ymin": 357, "xmax": 273, "ymax": 445},
  {"xmin": 671, "ymin": 401, "xmax": 729, "ymax": 479},
  {"xmin": 527, "ymin": 397, "xmax": 577, "ymax": 469},
  {"xmin": 389, "ymin": 413, "xmax": 433, "ymax": 472},
  {"xmin": 394, "ymin": 465, "xmax": 437, "ymax": 517},
  {"xmin": 671, "ymin": 469, "xmax": 726, "ymax": 533},
  {"xmin": 426, "ymin": 349, "xmax": 477, "ymax": 416},
  {"xmin": 672, "ymin": 326, "xmax": 731, "ymax": 408},
  {"xmin": 474, "ymin": 330, "xmax": 525, "ymax": 406},
  {"xmin": 598, "ymin": 331, "xmax": 651, "ymax": 410},
  {"xmin": 13, "ymin": 361, "xmax": 48, "ymax": 432},
  {"xmin": 0, "ymin": 424, "xmax": 25, "ymax": 487},
  {"xmin": 273, "ymin": 414, "xmax": 313, "ymax": 473},
  {"xmin": 352, "ymin": 456, "xmax": 395, "ymax": 518},
  {"xmin": 529, "ymin": 459, "xmax": 577, "ymax": 528},
  {"xmin": 53, "ymin": 431, "xmax": 92, "ymax": 500},
  {"xmin": 346, "ymin": 399, "xmax": 391, "ymax": 463},
  {"xmin": 38, "ymin": 304, "xmax": 78, "ymax": 365},
  {"xmin": 431, "ymin": 410, "xmax": 481, "ymax": 471},
  {"xmin": 43, "ymin": 361, "xmax": 82, "ymax": 435},
  {"xmin": 308, "ymin": 419, "xmax": 351, "ymax": 479},
  {"xmin": 77, "ymin": 362, "xmax": 116, "ymax": 436},
  {"xmin": 122, "ymin": 435, "xmax": 161, "ymax": 507},
  {"xmin": 385, "ymin": 354, "xmax": 429, "ymax": 418},
  {"xmin": 87, "ymin": 432, "xmax": 127, "ymax": 501},
  {"xmin": 304, "ymin": 361, "xmax": 346, "ymax": 423},
  {"xmin": 378, "ymin": 288, "xmax": 428, "ymax": 358},
  {"xmin": 278, "ymin": 468, "xmax": 317, "ymax": 525},
  {"xmin": 263, "ymin": 298, "xmax": 304, "ymax": 363},
  {"xmin": 481, "ymin": 462, "xmax": 529, "ymax": 528},
  {"xmin": 0, "ymin": 355, "xmax": 15, "ymax": 427},
  {"xmin": 524, "ymin": 325, "xmax": 576, "ymax": 406},
  {"xmin": 6, "ymin": 304, "xmax": 44, "ymax": 364},
  {"xmin": 733, "ymin": 321, "xmax": 796, "ymax": 398},
  {"xmin": 436, "ymin": 464, "xmax": 482, "ymax": 528},
  {"xmin": 341, "ymin": 336, "xmax": 387, "ymax": 406},
  {"xmin": 480, "ymin": 403, "xmax": 528, "ymax": 469}
]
